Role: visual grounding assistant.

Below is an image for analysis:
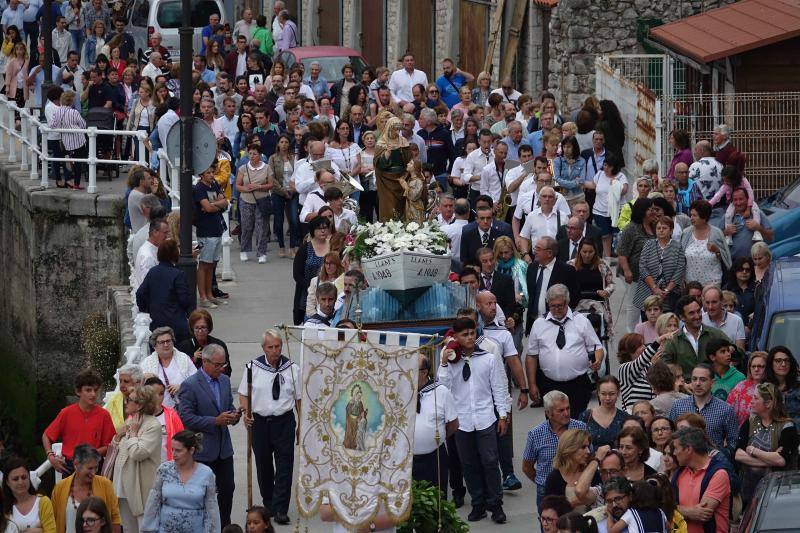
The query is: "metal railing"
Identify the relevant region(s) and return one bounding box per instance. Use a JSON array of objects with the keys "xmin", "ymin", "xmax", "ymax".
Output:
[{"xmin": 0, "ymin": 95, "xmax": 150, "ymax": 193}]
